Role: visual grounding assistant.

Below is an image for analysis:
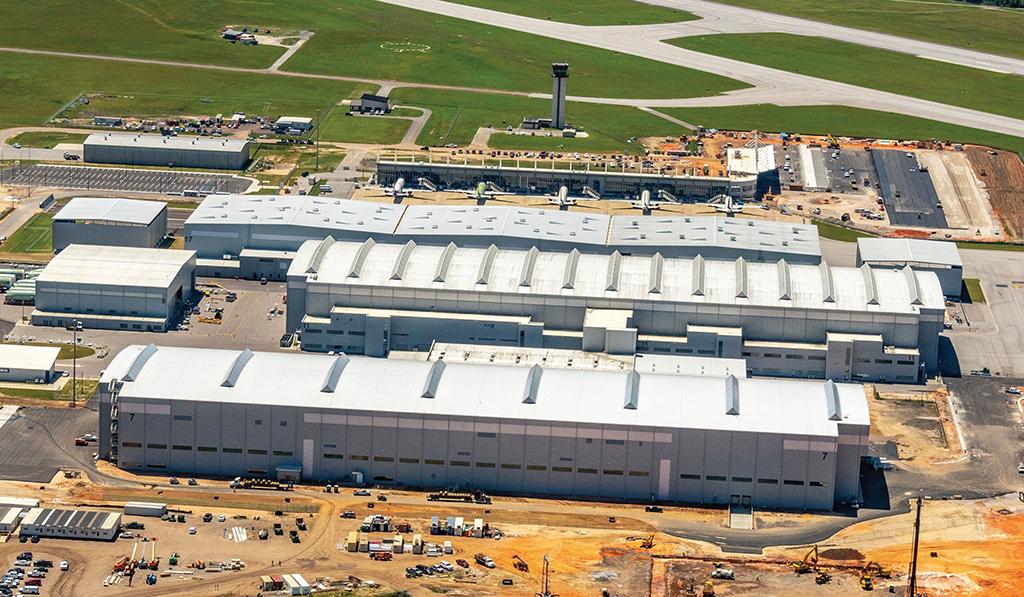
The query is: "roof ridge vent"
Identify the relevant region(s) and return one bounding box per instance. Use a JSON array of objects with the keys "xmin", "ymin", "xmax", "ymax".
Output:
[
  {"xmin": 562, "ymin": 249, "xmax": 581, "ymax": 290},
  {"xmin": 519, "ymin": 246, "xmax": 540, "ymax": 287},
  {"xmin": 819, "ymin": 262, "xmax": 835, "ymax": 303},
  {"xmin": 735, "ymin": 257, "xmax": 748, "ymax": 298},
  {"xmin": 476, "ymin": 244, "xmax": 499, "ymax": 285},
  {"xmin": 825, "ymin": 379, "xmax": 842, "ymax": 420},
  {"xmin": 221, "ymin": 348, "xmax": 254, "ymax": 387},
  {"xmin": 123, "ymin": 344, "xmax": 159, "ymax": 381},
  {"xmin": 692, "ymin": 254, "xmax": 706, "ymax": 296},
  {"xmin": 623, "ymin": 370, "xmax": 641, "ymax": 410},
  {"xmin": 347, "ymin": 238, "xmax": 376, "ymax": 279},
  {"xmin": 432, "ymin": 242, "xmax": 458, "ymax": 283},
  {"xmin": 778, "ymin": 259, "xmax": 791, "ymax": 300},
  {"xmin": 522, "ymin": 364, "xmax": 543, "ymax": 404},
  {"xmin": 390, "ymin": 240, "xmax": 417, "ymax": 281},
  {"xmin": 861, "ymin": 264, "xmax": 879, "ymax": 305},
  {"xmin": 305, "ymin": 235, "xmax": 336, "ymax": 274},
  {"xmin": 725, "ymin": 374, "xmax": 740, "ymax": 415},
  {"xmin": 903, "ymin": 265, "xmax": 922, "ymax": 305},
  {"xmin": 421, "ymin": 360, "xmax": 446, "ymax": 398},
  {"xmin": 321, "ymin": 354, "xmax": 351, "ymax": 392},
  {"xmin": 649, "ymin": 252, "xmax": 664, "ymax": 295},
  {"xmin": 605, "ymin": 251, "xmax": 622, "ymax": 292}
]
